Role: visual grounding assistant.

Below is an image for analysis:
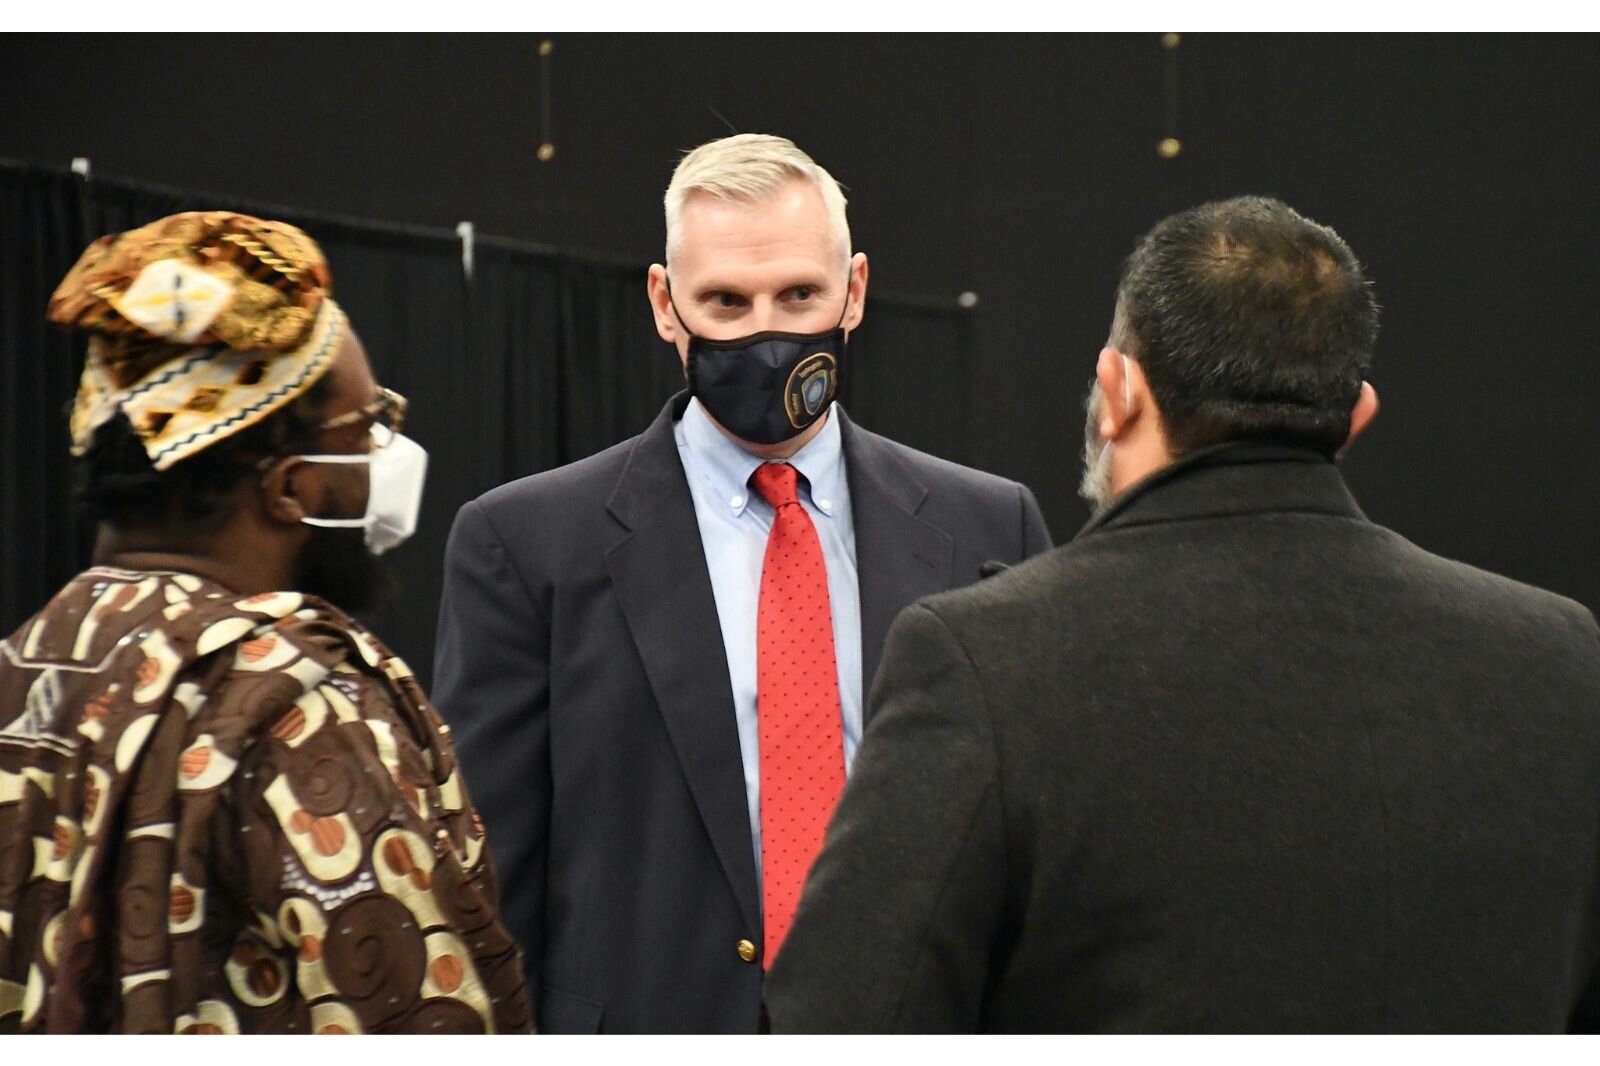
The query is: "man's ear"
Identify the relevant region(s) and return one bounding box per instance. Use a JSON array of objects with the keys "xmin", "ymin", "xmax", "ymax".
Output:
[
  {"xmin": 647, "ymin": 264, "xmax": 678, "ymax": 346},
  {"xmin": 259, "ymin": 457, "xmax": 310, "ymax": 525},
  {"xmin": 842, "ymin": 252, "xmax": 868, "ymax": 334},
  {"xmin": 1094, "ymin": 346, "xmax": 1139, "ymax": 439},
  {"xmin": 1339, "ymin": 381, "xmax": 1380, "ymax": 457}
]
